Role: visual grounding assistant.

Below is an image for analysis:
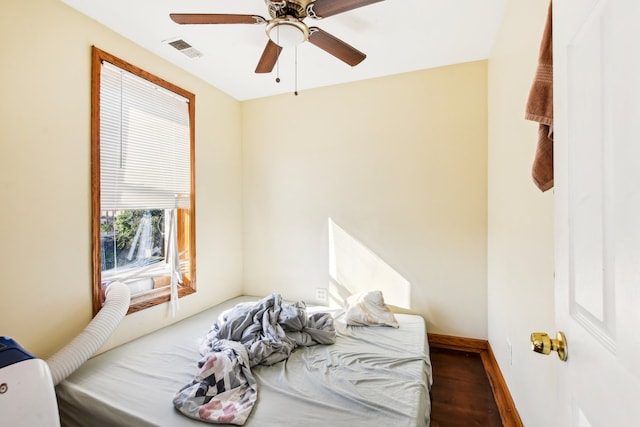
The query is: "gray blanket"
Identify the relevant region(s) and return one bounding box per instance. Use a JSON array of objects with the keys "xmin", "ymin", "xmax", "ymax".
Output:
[{"xmin": 173, "ymin": 294, "xmax": 336, "ymax": 425}]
